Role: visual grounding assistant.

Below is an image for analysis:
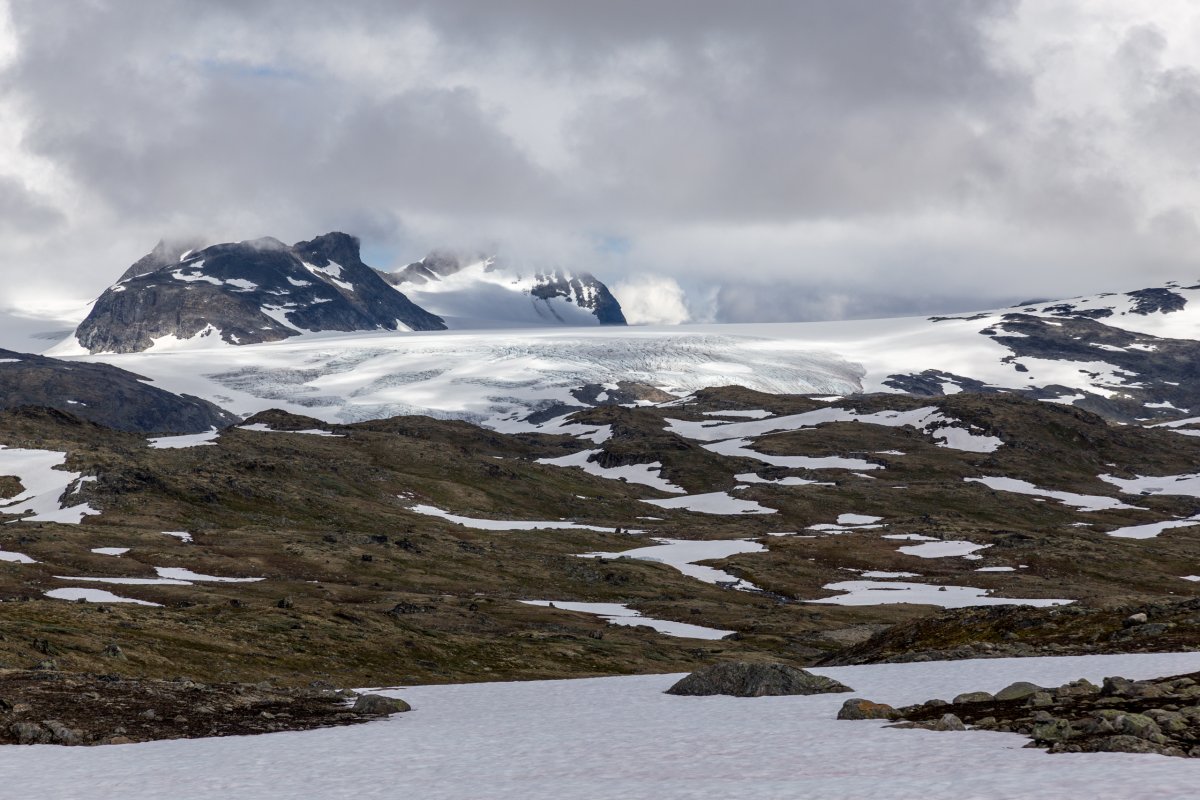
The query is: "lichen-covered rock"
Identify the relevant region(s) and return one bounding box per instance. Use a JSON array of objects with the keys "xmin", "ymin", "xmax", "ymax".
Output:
[
  {"xmin": 665, "ymin": 662, "xmax": 852, "ymax": 698},
  {"xmin": 837, "ymin": 698, "xmax": 897, "ymax": 720}
]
